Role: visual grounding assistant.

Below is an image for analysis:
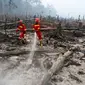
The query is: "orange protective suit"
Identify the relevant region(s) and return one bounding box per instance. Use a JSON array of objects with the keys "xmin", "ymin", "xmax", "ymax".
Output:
[
  {"xmin": 33, "ymin": 18, "xmax": 43, "ymax": 47},
  {"xmin": 16, "ymin": 21, "xmax": 26, "ymax": 39},
  {"xmin": 33, "ymin": 24, "xmax": 42, "ymax": 40}
]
